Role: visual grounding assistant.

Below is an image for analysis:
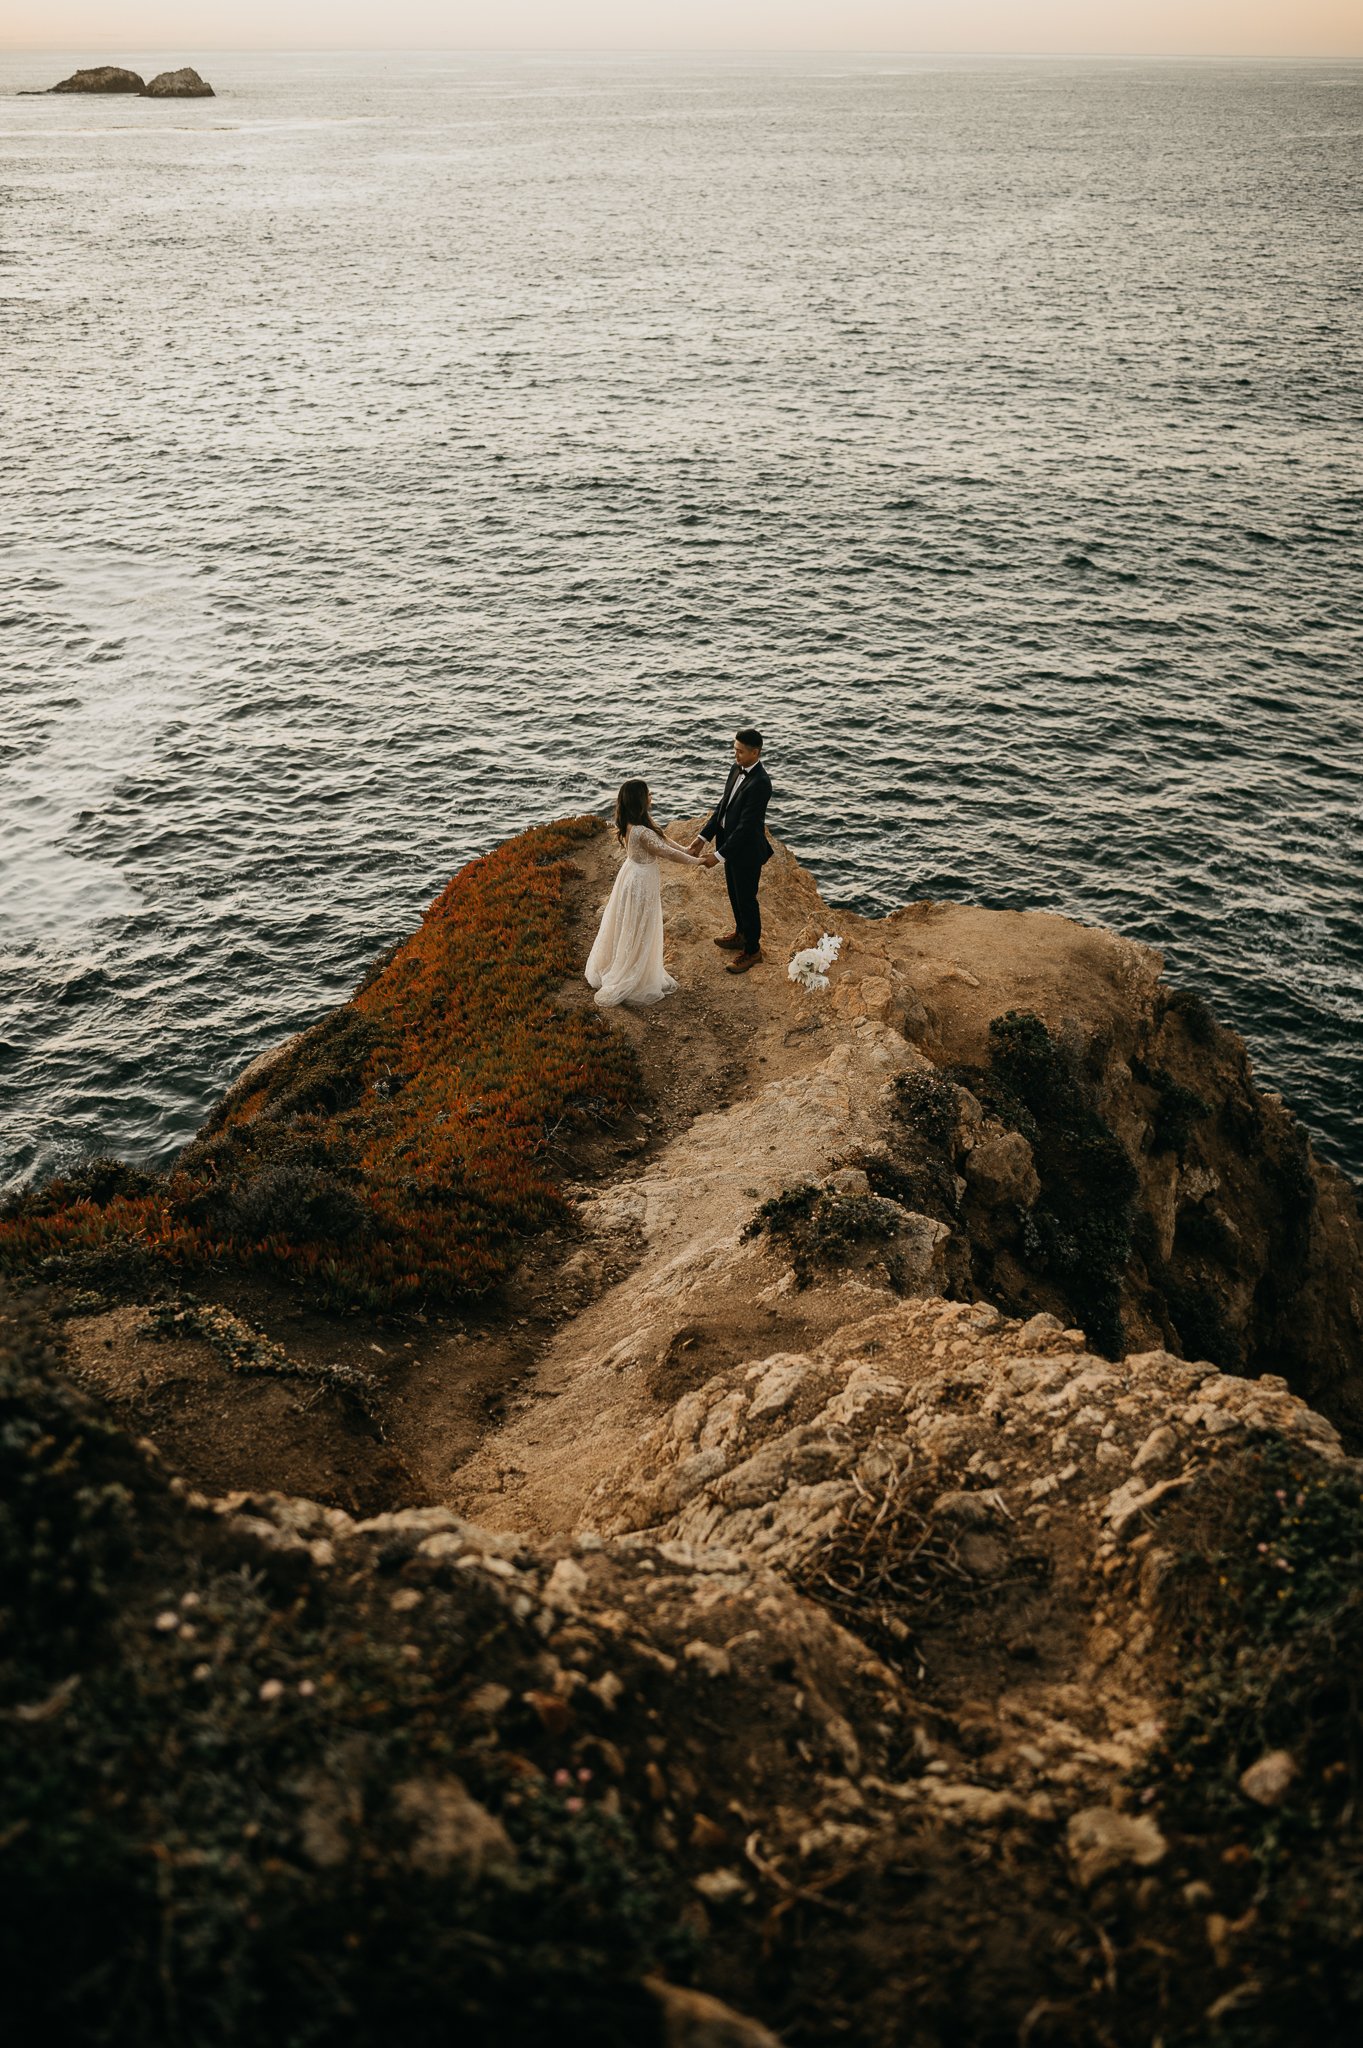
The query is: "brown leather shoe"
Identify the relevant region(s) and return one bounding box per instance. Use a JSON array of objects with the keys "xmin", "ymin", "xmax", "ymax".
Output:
[
  {"xmin": 713, "ymin": 932, "xmax": 744, "ymax": 950},
  {"xmin": 725, "ymin": 948, "xmax": 763, "ymax": 974}
]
